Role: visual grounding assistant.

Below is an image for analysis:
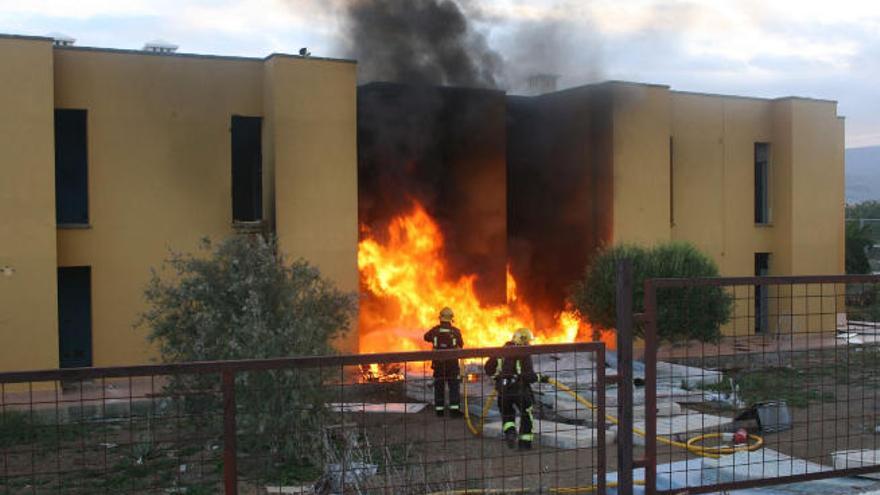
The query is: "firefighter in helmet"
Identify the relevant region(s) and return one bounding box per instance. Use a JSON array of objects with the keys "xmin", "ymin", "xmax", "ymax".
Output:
[
  {"xmin": 424, "ymin": 307, "xmax": 464, "ymax": 417},
  {"xmin": 484, "ymin": 328, "xmax": 550, "ymax": 450}
]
